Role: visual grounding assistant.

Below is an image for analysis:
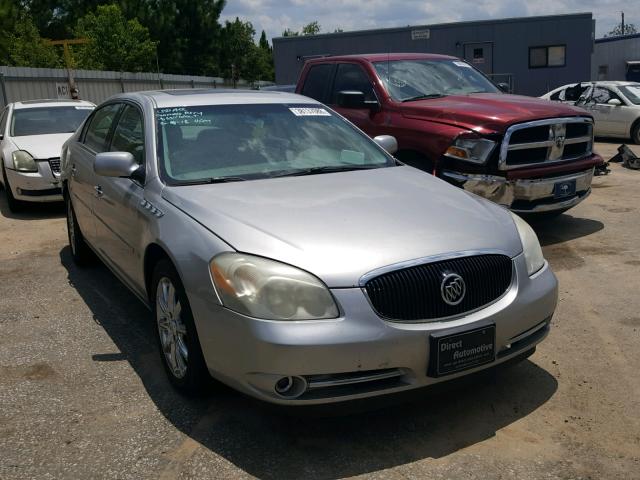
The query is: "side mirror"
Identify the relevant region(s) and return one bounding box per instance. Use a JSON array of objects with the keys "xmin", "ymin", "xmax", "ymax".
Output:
[
  {"xmin": 608, "ymin": 98, "xmax": 622, "ymax": 106},
  {"xmin": 496, "ymin": 82, "xmax": 510, "ymax": 93},
  {"xmin": 336, "ymin": 90, "xmax": 380, "ymax": 111},
  {"xmin": 94, "ymin": 151, "xmax": 138, "ymax": 177},
  {"xmin": 0, "ymin": 133, "xmax": 3, "ymax": 141},
  {"xmin": 373, "ymin": 135, "xmax": 398, "ymax": 155}
]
